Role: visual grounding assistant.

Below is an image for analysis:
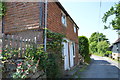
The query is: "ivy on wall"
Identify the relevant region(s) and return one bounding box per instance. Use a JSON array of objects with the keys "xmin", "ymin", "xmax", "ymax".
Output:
[
  {"xmin": 47, "ymin": 30, "xmax": 65, "ymax": 54},
  {"xmin": 0, "ymin": 2, "xmax": 6, "ymax": 18},
  {"xmin": 46, "ymin": 30, "xmax": 65, "ymax": 78}
]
